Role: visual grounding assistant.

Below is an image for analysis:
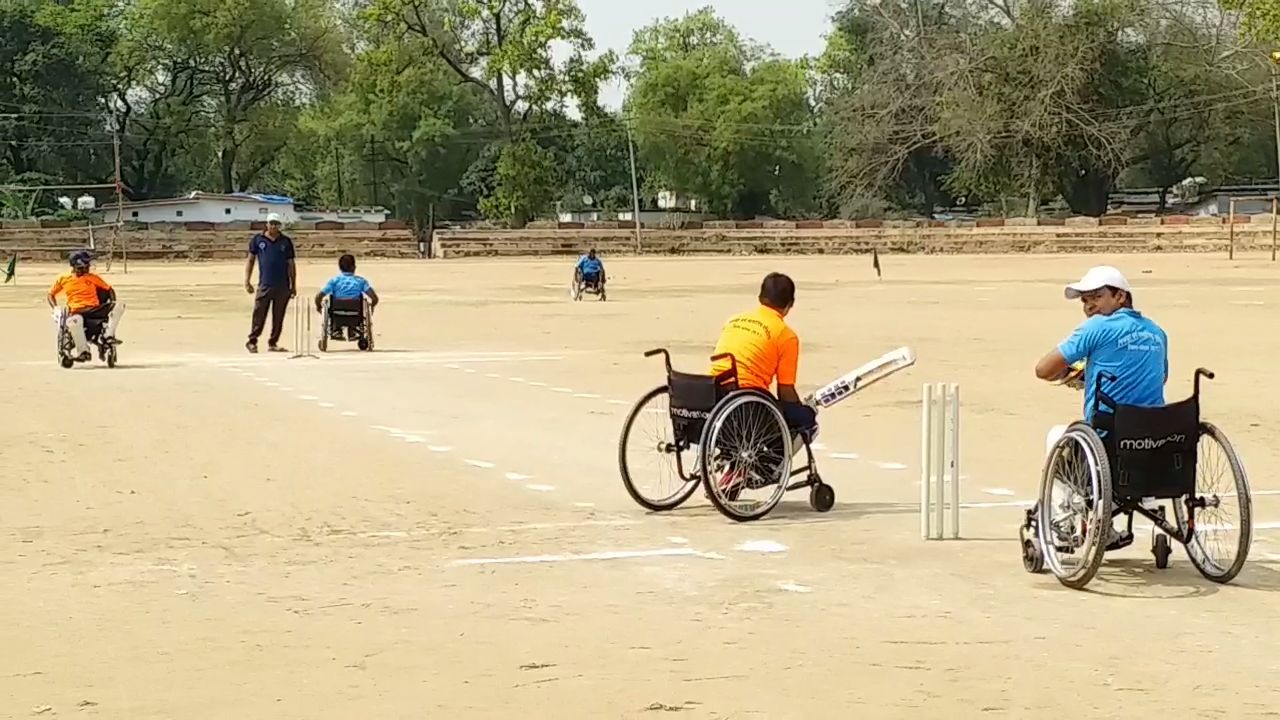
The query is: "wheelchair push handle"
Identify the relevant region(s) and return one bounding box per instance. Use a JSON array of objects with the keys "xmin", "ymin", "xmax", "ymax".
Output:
[
  {"xmin": 644, "ymin": 348, "xmax": 673, "ymax": 372},
  {"xmin": 1194, "ymin": 367, "xmax": 1215, "ymax": 397},
  {"xmin": 709, "ymin": 352, "xmax": 738, "ymax": 376}
]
